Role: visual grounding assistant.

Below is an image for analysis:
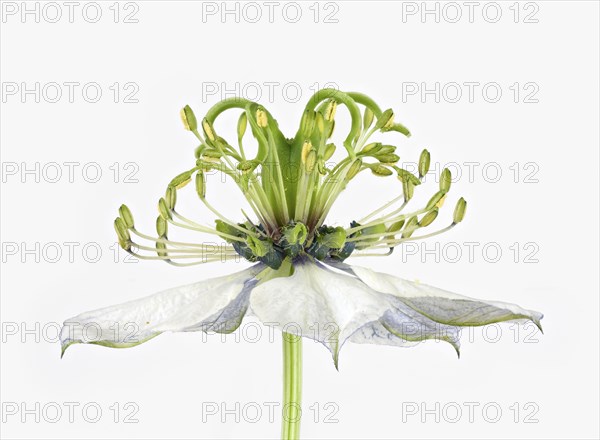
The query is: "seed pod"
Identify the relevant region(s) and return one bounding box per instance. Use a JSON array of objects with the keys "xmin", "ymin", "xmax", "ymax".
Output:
[
  {"xmin": 361, "ymin": 142, "xmax": 382, "ymax": 155},
  {"xmin": 324, "ymin": 143, "xmax": 336, "ymax": 161},
  {"xmin": 346, "ymin": 159, "xmax": 362, "ymax": 180},
  {"xmin": 363, "ymin": 107, "xmax": 374, "ymax": 130},
  {"xmin": 119, "ymin": 204, "xmax": 134, "ymax": 229},
  {"xmin": 256, "ymin": 108, "xmax": 268, "ymax": 128},
  {"xmin": 180, "ymin": 105, "xmax": 197, "ymax": 131},
  {"xmin": 374, "ymin": 109, "xmax": 394, "ymax": 130},
  {"xmin": 169, "ymin": 170, "xmax": 193, "ymax": 189},
  {"xmin": 426, "ymin": 190, "xmax": 446, "ymax": 210},
  {"xmin": 369, "ymin": 164, "xmax": 393, "ymax": 177},
  {"xmin": 419, "ymin": 209, "xmax": 439, "ymax": 227},
  {"xmin": 202, "ymin": 118, "xmax": 216, "ymax": 142},
  {"xmin": 165, "ymin": 186, "xmax": 177, "ymax": 210},
  {"xmin": 156, "ymin": 216, "xmax": 168, "ymax": 237},
  {"xmin": 453, "ymin": 197, "xmax": 467, "ymax": 224},
  {"xmin": 324, "ymin": 99, "xmax": 337, "ymax": 122},
  {"xmin": 158, "ymin": 197, "xmax": 172, "ymax": 220},
  {"xmin": 195, "ymin": 172, "xmax": 206, "ymax": 199},
  {"xmin": 418, "ymin": 149, "xmax": 431, "ymax": 177},
  {"xmin": 376, "ymin": 153, "xmax": 400, "ymax": 164},
  {"xmin": 440, "ymin": 168, "xmax": 452, "ymax": 192}
]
